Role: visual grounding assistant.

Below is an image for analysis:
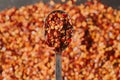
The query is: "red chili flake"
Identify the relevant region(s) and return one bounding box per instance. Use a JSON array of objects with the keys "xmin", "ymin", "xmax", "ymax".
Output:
[
  {"xmin": 62, "ymin": 13, "xmax": 67, "ymax": 18},
  {"xmin": 67, "ymin": 38, "xmax": 71, "ymax": 43},
  {"xmin": 85, "ymin": 1, "xmax": 93, "ymax": 6}
]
